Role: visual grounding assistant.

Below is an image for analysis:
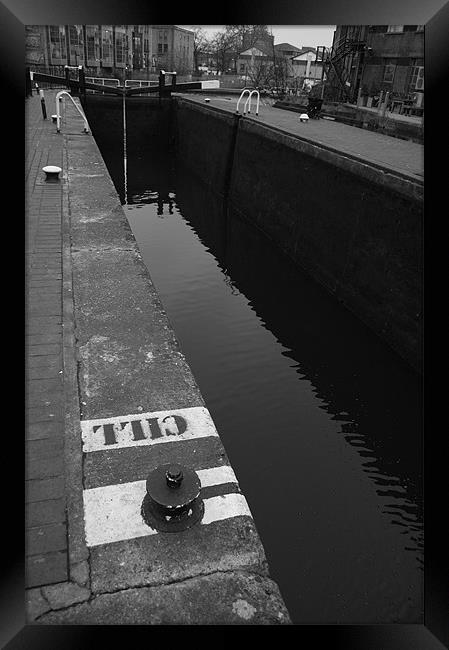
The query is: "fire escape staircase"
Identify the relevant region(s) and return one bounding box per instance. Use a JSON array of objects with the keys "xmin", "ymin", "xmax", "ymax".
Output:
[{"xmin": 320, "ymin": 36, "xmax": 368, "ymax": 102}]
